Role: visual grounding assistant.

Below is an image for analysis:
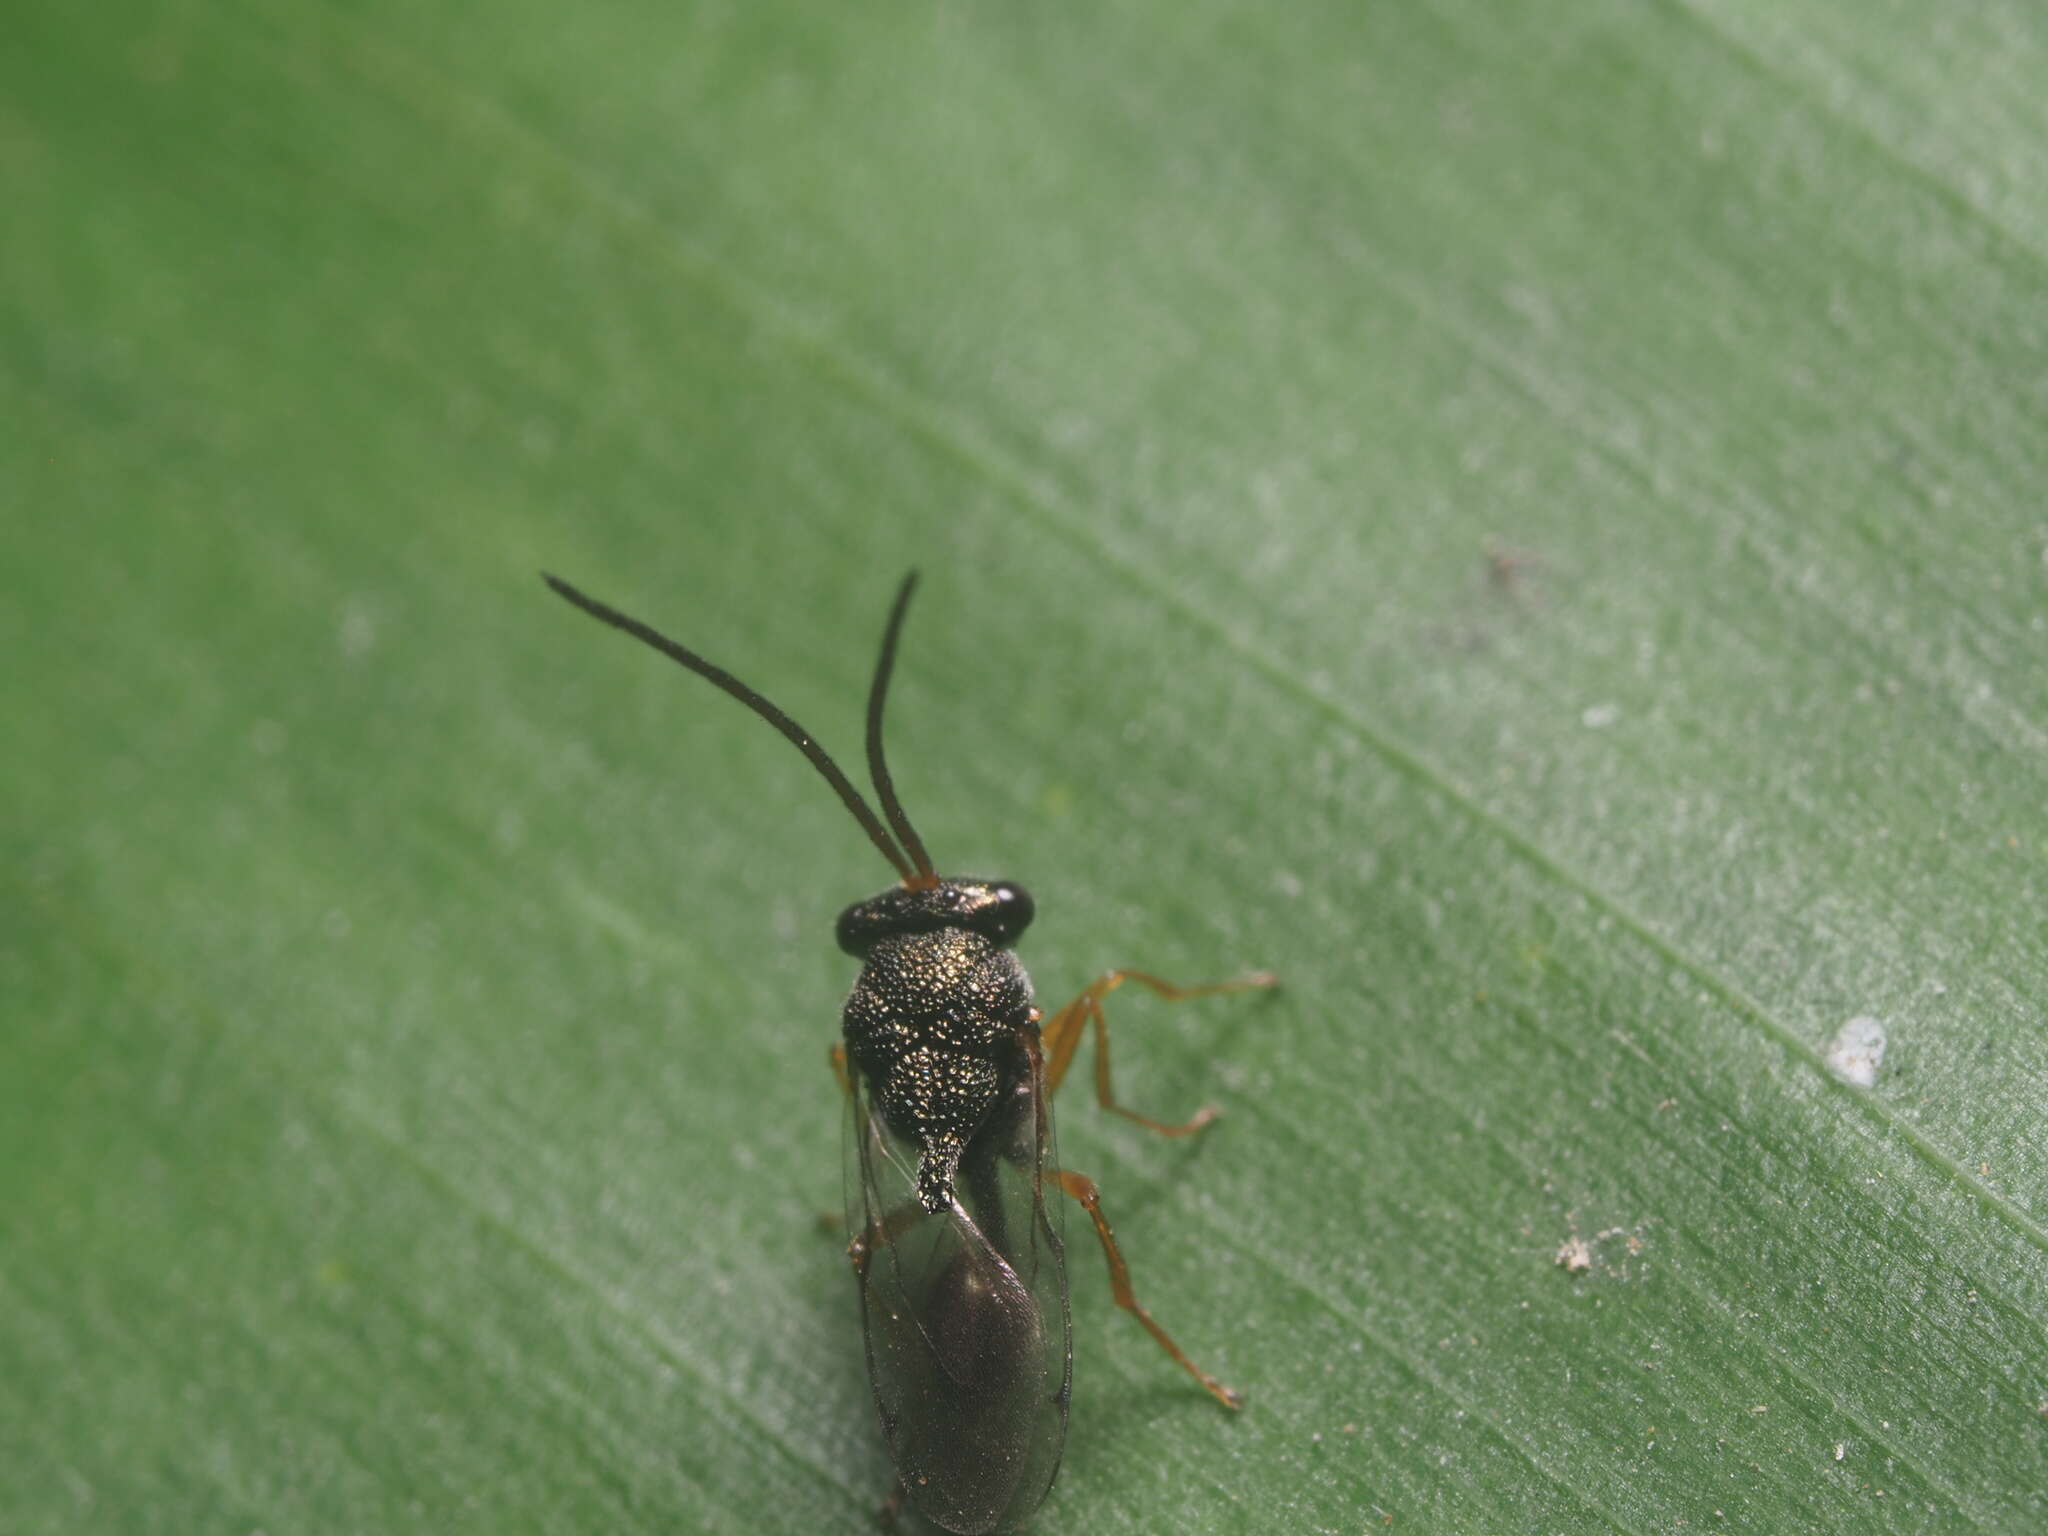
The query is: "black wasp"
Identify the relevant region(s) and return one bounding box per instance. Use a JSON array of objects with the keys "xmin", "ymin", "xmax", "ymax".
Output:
[{"xmin": 546, "ymin": 571, "xmax": 1273, "ymax": 1534}]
